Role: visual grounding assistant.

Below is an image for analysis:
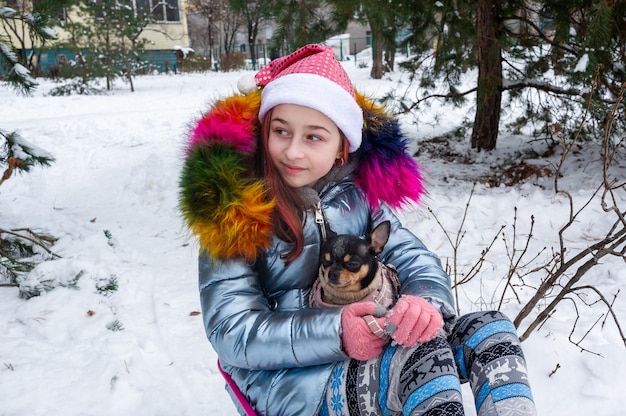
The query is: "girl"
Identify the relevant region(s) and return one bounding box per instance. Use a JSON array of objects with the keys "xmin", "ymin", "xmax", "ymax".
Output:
[{"xmin": 179, "ymin": 44, "xmax": 537, "ymax": 416}]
